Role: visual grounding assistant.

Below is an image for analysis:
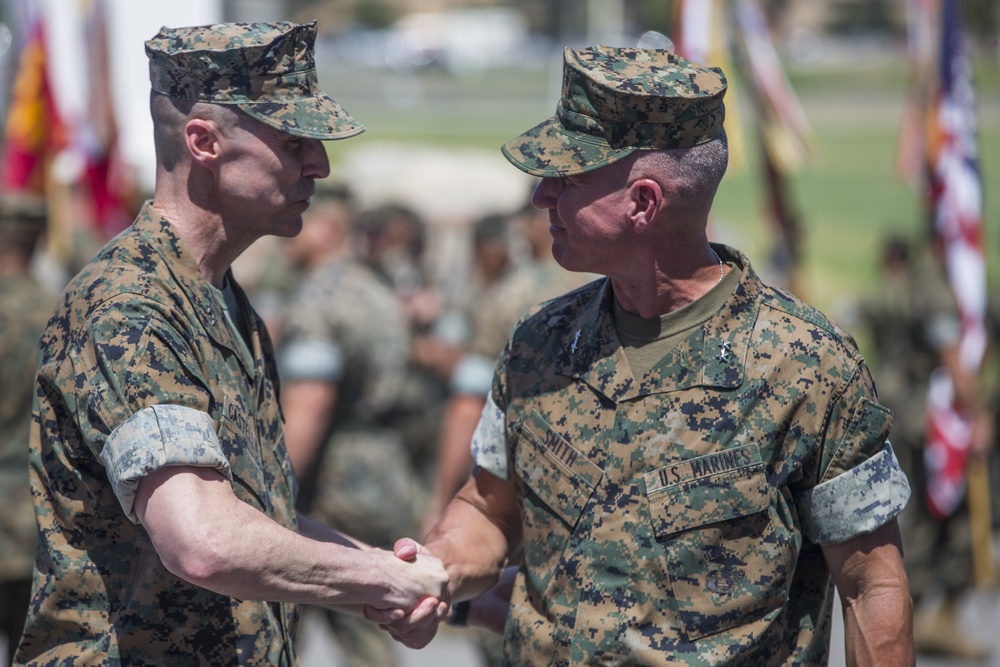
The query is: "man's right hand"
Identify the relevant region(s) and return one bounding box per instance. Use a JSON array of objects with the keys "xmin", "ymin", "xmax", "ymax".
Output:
[{"xmin": 371, "ymin": 540, "xmax": 449, "ymax": 609}]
